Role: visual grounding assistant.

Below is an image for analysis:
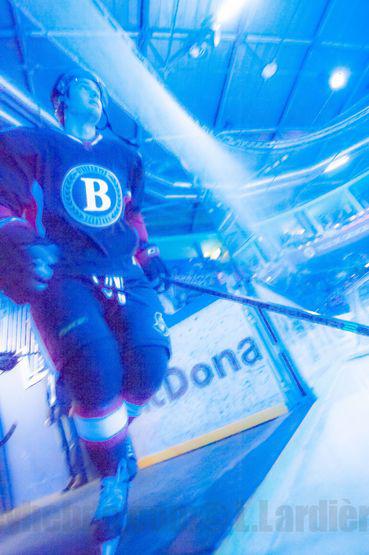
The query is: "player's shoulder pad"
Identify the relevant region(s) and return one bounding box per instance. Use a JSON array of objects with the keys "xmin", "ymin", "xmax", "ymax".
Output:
[
  {"xmin": 121, "ymin": 138, "xmax": 142, "ymax": 164},
  {"xmin": 0, "ymin": 125, "xmax": 42, "ymax": 154},
  {"xmin": 114, "ymin": 132, "xmax": 140, "ymax": 154},
  {"xmin": 0, "ymin": 125, "xmax": 39, "ymax": 140}
]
